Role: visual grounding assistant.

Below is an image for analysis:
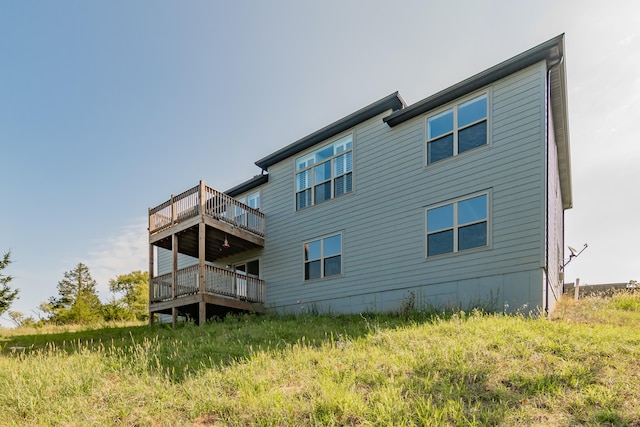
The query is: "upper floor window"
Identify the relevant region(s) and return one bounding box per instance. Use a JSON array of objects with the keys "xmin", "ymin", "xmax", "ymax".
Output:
[
  {"xmin": 427, "ymin": 94, "xmax": 487, "ymax": 164},
  {"xmin": 304, "ymin": 233, "xmax": 342, "ymax": 280},
  {"xmin": 296, "ymin": 134, "xmax": 352, "ymax": 210},
  {"xmin": 245, "ymin": 191, "xmax": 260, "ymax": 210},
  {"xmin": 426, "ymin": 193, "xmax": 488, "ymax": 257},
  {"xmin": 234, "ymin": 191, "xmax": 260, "ymax": 228}
]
